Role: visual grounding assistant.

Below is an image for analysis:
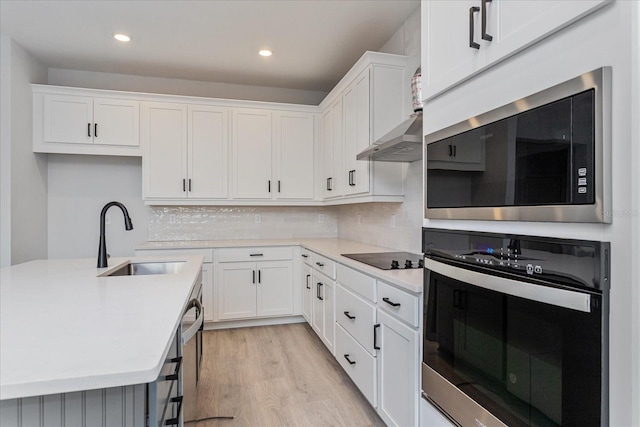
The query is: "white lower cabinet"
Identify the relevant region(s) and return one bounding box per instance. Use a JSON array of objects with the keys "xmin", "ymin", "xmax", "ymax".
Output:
[
  {"xmin": 302, "ymin": 263, "xmax": 313, "ymax": 323},
  {"xmin": 311, "ymin": 270, "xmax": 335, "ymax": 354},
  {"xmin": 335, "ymin": 324, "xmax": 377, "ymax": 406},
  {"xmin": 376, "ymin": 309, "xmax": 420, "ymax": 427},
  {"xmin": 214, "ymin": 247, "xmax": 294, "ymax": 321}
]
